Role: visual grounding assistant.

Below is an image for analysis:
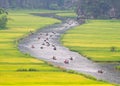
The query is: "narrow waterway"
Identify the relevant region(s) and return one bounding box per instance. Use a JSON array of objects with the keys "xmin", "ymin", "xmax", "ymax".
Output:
[{"xmin": 18, "ymin": 13, "xmax": 120, "ymax": 84}]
